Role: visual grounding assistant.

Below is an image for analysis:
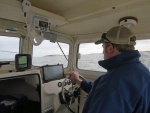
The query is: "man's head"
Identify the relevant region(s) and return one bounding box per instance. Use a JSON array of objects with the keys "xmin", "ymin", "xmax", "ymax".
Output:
[{"xmin": 95, "ymin": 26, "xmax": 136, "ymax": 60}]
